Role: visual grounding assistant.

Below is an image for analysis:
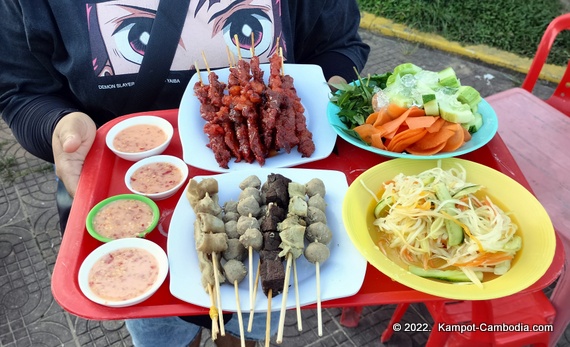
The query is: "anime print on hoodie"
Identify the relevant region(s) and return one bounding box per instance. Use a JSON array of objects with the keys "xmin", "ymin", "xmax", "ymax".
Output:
[{"xmin": 0, "ymin": 0, "xmax": 370, "ymax": 163}]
